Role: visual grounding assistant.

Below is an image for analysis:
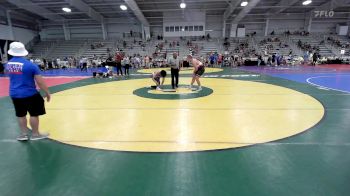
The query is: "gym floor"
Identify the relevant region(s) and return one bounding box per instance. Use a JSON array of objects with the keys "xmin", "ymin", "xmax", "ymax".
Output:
[{"xmin": 0, "ymin": 65, "xmax": 349, "ymax": 196}]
